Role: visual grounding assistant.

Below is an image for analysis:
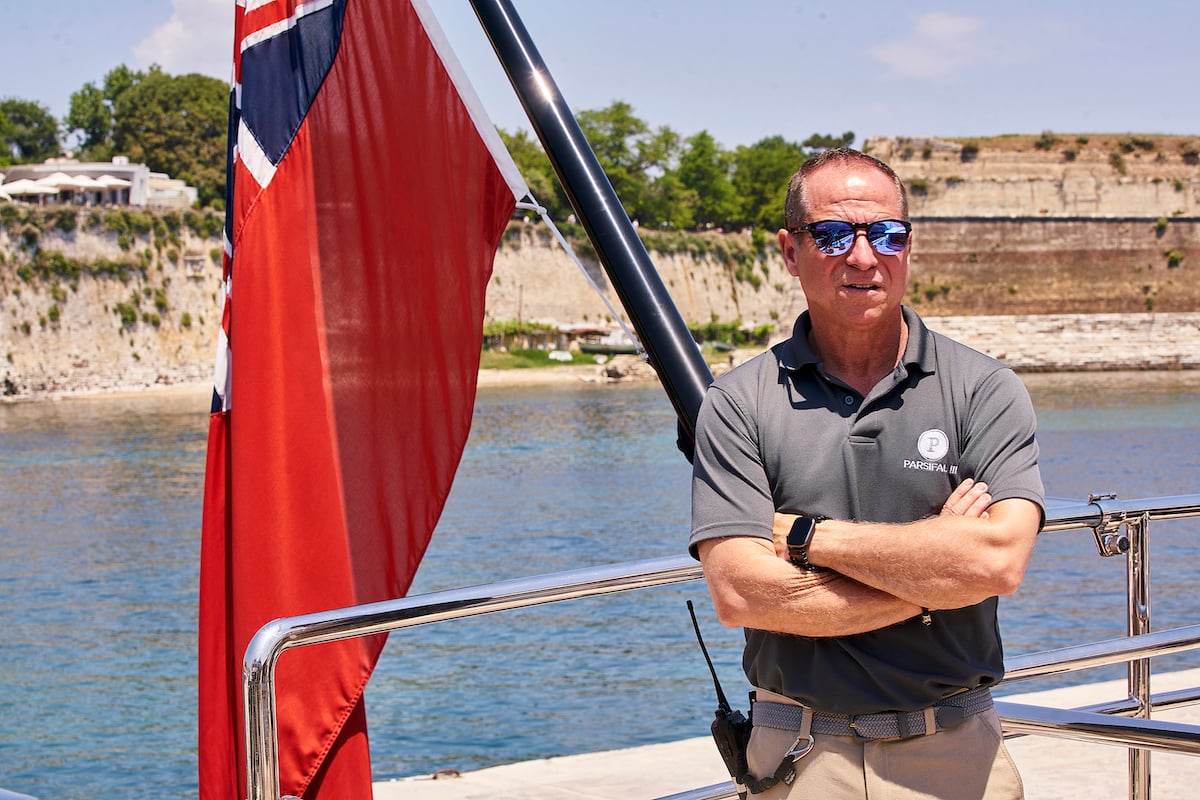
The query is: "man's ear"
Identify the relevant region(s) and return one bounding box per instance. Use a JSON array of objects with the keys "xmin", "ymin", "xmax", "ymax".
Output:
[{"xmin": 778, "ymin": 229, "xmax": 801, "ymax": 277}]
